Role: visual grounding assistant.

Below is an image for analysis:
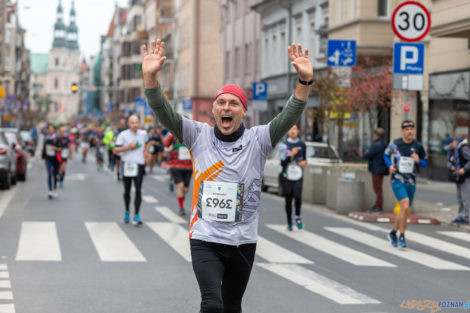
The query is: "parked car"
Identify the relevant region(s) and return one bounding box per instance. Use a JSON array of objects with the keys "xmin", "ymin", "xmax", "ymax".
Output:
[
  {"xmin": 0, "ymin": 130, "xmax": 17, "ymax": 189},
  {"xmin": 19, "ymin": 130, "xmax": 36, "ymax": 156},
  {"xmin": 262, "ymin": 141, "xmax": 342, "ymax": 193},
  {"xmin": 2, "ymin": 129, "xmax": 28, "ymax": 181}
]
